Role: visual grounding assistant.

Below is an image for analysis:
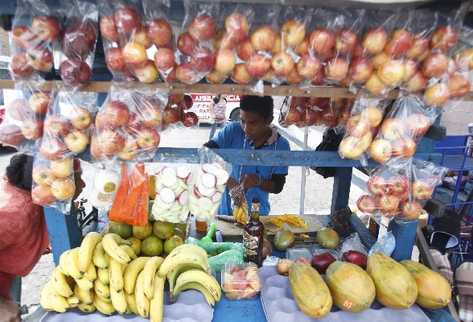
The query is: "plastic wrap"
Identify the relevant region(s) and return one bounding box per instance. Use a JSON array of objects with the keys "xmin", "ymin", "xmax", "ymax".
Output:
[
  {"xmin": 175, "ymin": 0, "xmax": 220, "ymax": 84},
  {"xmin": 0, "ymin": 81, "xmax": 53, "ymax": 153},
  {"xmin": 151, "ymin": 164, "xmax": 193, "ymax": 223},
  {"xmin": 39, "ymin": 90, "xmax": 97, "ymax": 159},
  {"xmin": 163, "ymin": 94, "xmax": 199, "ymax": 129},
  {"xmin": 32, "ymin": 155, "xmax": 75, "ymax": 212},
  {"xmin": 90, "ymin": 84, "xmax": 167, "ymax": 163},
  {"xmin": 58, "ymin": 0, "xmax": 98, "ymax": 87},
  {"xmin": 9, "ymin": 0, "xmax": 60, "ymax": 80},
  {"xmin": 221, "ymin": 263, "xmax": 261, "ymax": 300},
  {"xmin": 81, "ymin": 163, "xmax": 121, "ymax": 211}
]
